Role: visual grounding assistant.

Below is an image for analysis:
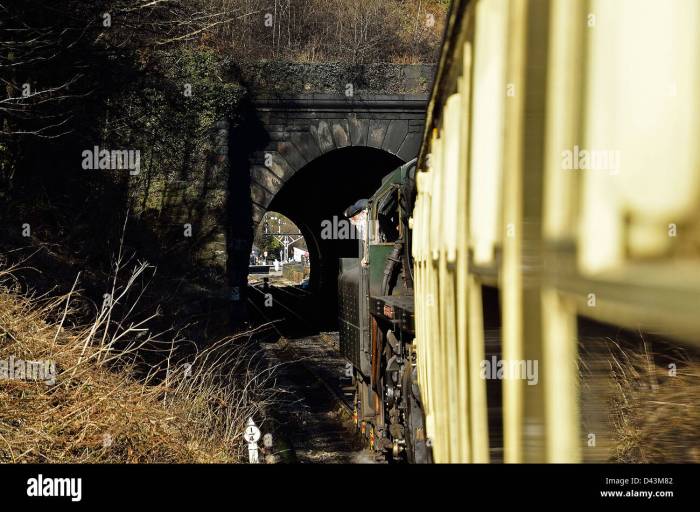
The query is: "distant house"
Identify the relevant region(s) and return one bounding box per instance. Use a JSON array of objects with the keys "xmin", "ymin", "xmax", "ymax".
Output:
[{"xmin": 292, "ymin": 247, "xmax": 309, "ymax": 263}]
